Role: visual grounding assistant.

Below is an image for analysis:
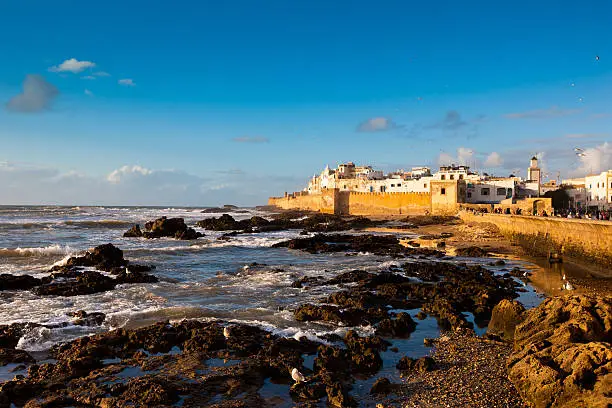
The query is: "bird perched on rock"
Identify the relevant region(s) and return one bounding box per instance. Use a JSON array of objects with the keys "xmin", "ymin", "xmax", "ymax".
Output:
[
  {"xmin": 291, "ymin": 368, "xmax": 306, "ymax": 383},
  {"xmin": 563, "ymin": 281, "xmax": 574, "ymax": 291},
  {"xmin": 223, "ymin": 327, "xmax": 231, "ymax": 339}
]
